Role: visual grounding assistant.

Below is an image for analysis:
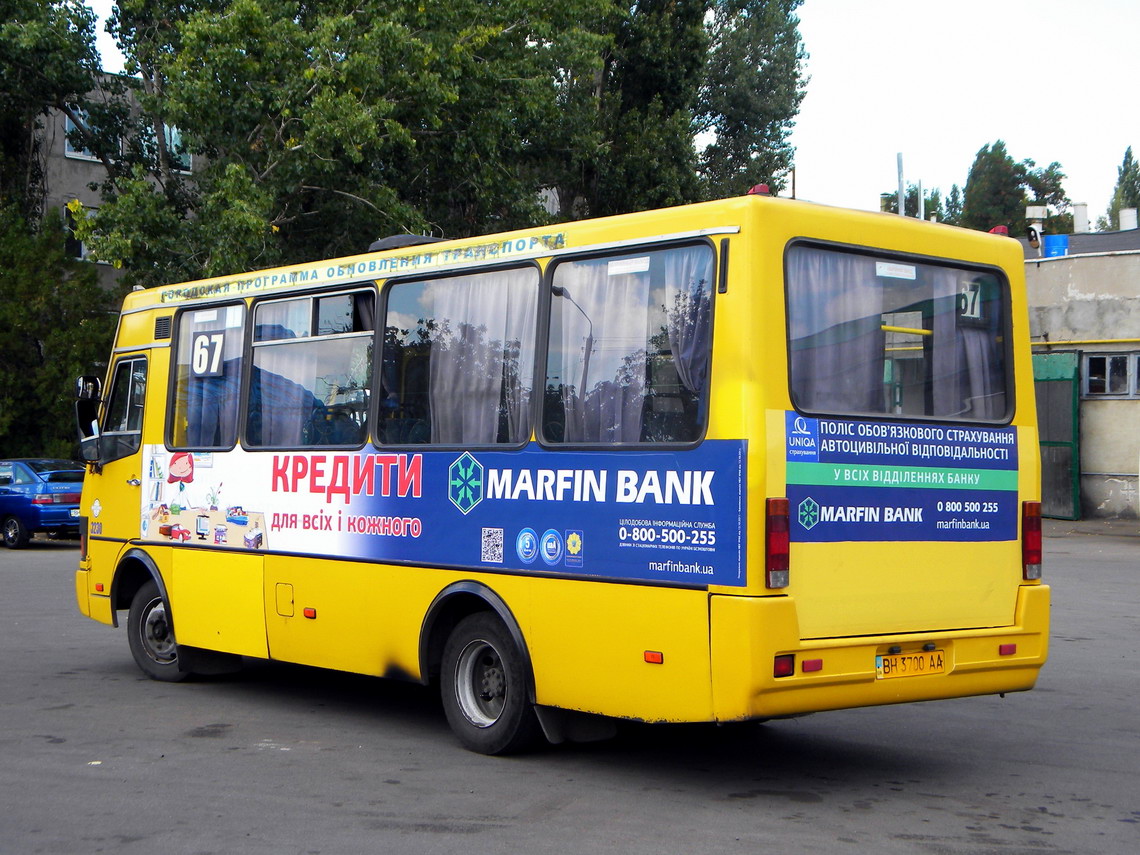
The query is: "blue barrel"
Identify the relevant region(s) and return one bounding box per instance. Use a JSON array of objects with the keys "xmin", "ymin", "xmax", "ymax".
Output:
[{"xmin": 1043, "ymin": 234, "xmax": 1069, "ymax": 257}]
